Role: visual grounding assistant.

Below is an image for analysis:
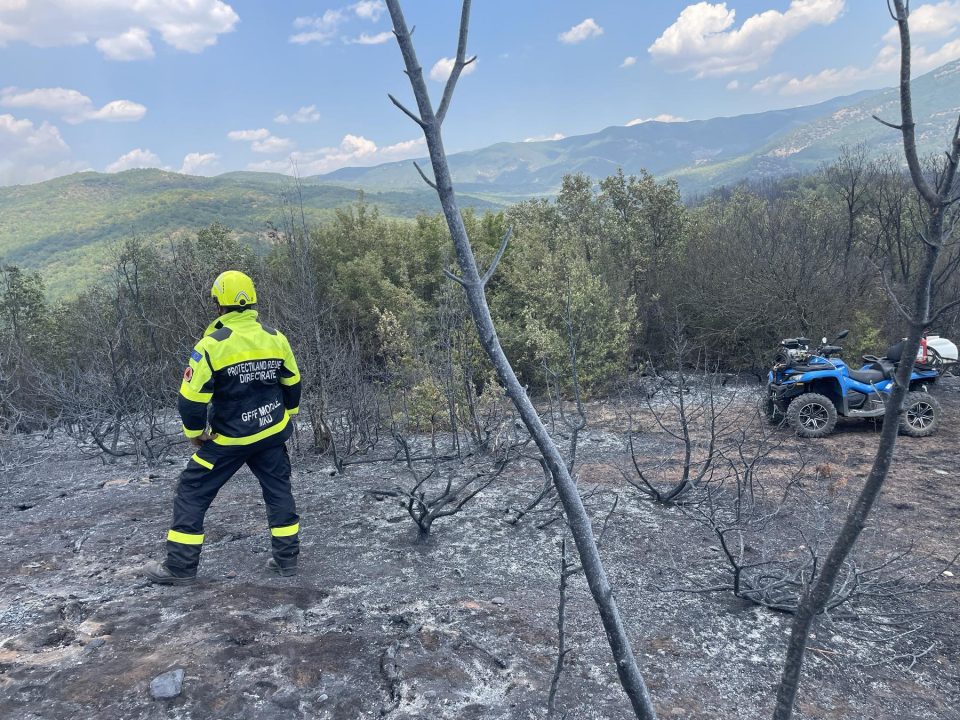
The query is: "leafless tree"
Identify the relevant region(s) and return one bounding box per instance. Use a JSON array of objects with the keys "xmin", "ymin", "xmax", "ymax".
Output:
[
  {"xmin": 383, "ymin": 2, "xmax": 658, "ymax": 716},
  {"xmin": 547, "ymin": 537, "xmax": 575, "ymax": 719},
  {"xmin": 373, "ymin": 419, "xmax": 525, "ymax": 542},
  {"xmin": 826, "ymin": 144, "xmax": 876, "ymax": 264},
  {"xmin": 265, "ymin": 174, "xmax": 339, "ymax": 454},
  {"xmin": 773, "ymin": 3, "xmax": 960, "ymax": 717},
  {"xmin": 622, "ymin": 333, "xmax": 739, "ymax": 504},
  {"xmin": 40, "ymin": 244, "xmax": 185, "ymax": 463}
]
